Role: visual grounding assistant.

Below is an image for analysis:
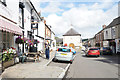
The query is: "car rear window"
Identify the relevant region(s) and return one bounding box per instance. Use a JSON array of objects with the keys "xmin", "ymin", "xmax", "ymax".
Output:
[
  {"xmin": 103, "ymin": 47, "xmax": 110, "ymax": 50},
  {"xmin": 89, "ymin": 48, "xmax": 99, "ymax": 50},
  {"xmin": 58, "ymin": 48, "xmax": 70, "ymax": 52}
]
